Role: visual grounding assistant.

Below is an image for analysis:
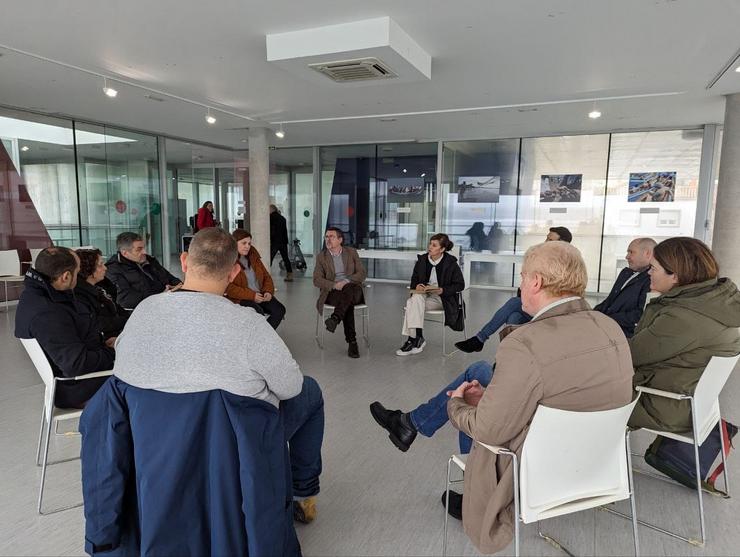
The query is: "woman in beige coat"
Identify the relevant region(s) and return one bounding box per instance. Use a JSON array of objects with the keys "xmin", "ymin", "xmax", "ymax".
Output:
[{"xmin": 447, "ymin": 241, "xmax": 634, "ymax": 554}]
